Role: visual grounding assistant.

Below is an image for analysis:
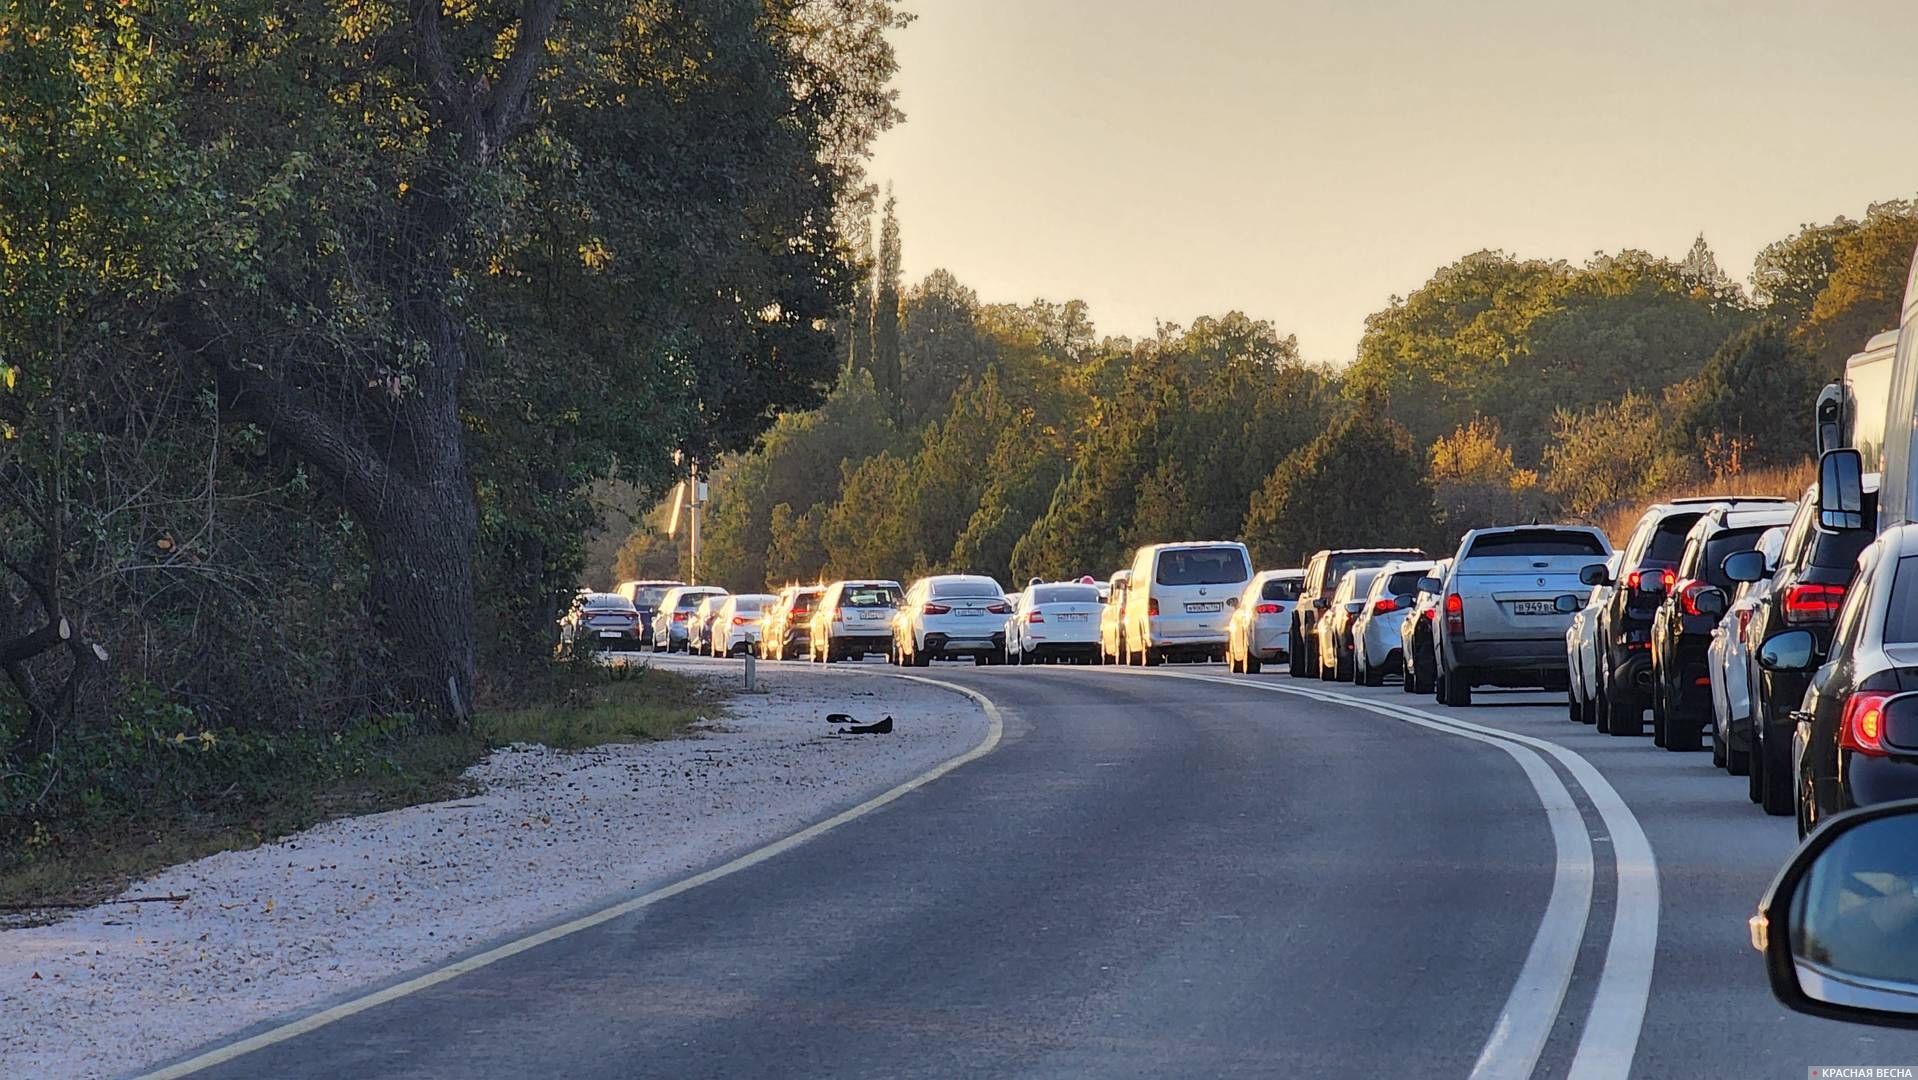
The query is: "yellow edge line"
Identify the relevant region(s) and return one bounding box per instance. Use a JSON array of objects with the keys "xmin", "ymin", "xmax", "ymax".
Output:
[{"xmin": 133, "ymin": 669, "xmax": 1004, "ymax": 1080}]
